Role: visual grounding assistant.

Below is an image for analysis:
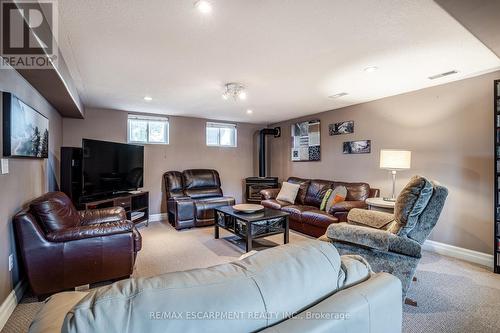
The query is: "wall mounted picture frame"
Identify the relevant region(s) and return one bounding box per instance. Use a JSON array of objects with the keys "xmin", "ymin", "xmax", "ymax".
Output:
[
  {"xmin": 291, "ymin": 120, "xmax": 321, "ymax": 161},
  {"xmin": 329, "ymin": 120, "xmax": 354, "ymax": 135},
  {"xmin": 343, "ymin": 140, "xmax": 371, "ymax": 154},
  {"xmin": 3, "ymin": 92, "xmax": 49, "ymax": 158}
]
